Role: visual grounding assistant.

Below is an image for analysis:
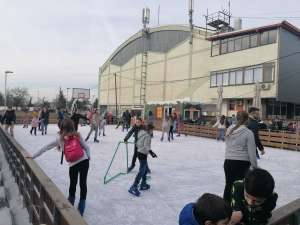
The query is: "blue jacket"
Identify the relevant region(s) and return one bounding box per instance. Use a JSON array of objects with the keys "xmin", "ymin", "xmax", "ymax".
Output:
[{"xmin": 179, "ymin": 203, "xmax": 200, "ymax": 225}]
